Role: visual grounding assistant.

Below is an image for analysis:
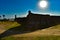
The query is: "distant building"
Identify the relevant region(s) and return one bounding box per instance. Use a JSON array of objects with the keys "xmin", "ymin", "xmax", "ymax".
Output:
[{"xmin": 15, "ymin": 10, "xmax": 60, "ymax": 29}]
